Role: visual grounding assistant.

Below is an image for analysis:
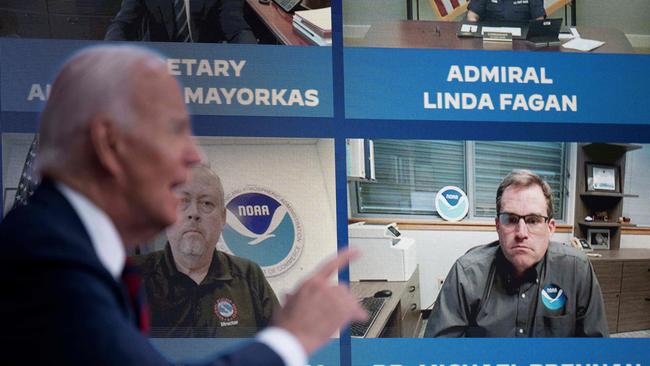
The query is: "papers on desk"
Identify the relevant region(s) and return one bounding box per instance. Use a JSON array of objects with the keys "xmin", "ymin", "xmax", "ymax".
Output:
[
  {"xmin": 562, "ymin": 38, "xmax": 605, "ymax": 52},
  {"xmin": 293, "ymin": 7, "xmax": 332, "ymax": 46},
  {"xmin": 570, "ymin": 27, "xmax": 581, "ymax": 38},
  {"xmin": 481, "ymin": 26, "xmax": 522, "ymax": 37},
  {"xmin": 559, "ymin": 27, "xmax": 580, "ymax": 40}
]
